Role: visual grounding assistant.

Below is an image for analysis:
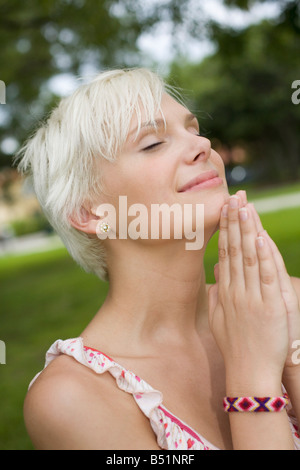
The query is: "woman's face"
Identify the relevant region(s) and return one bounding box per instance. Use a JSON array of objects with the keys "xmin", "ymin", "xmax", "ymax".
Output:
[{"xmin": 96, "ymin": 93, "xmax": 229, "ymax": 244}]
